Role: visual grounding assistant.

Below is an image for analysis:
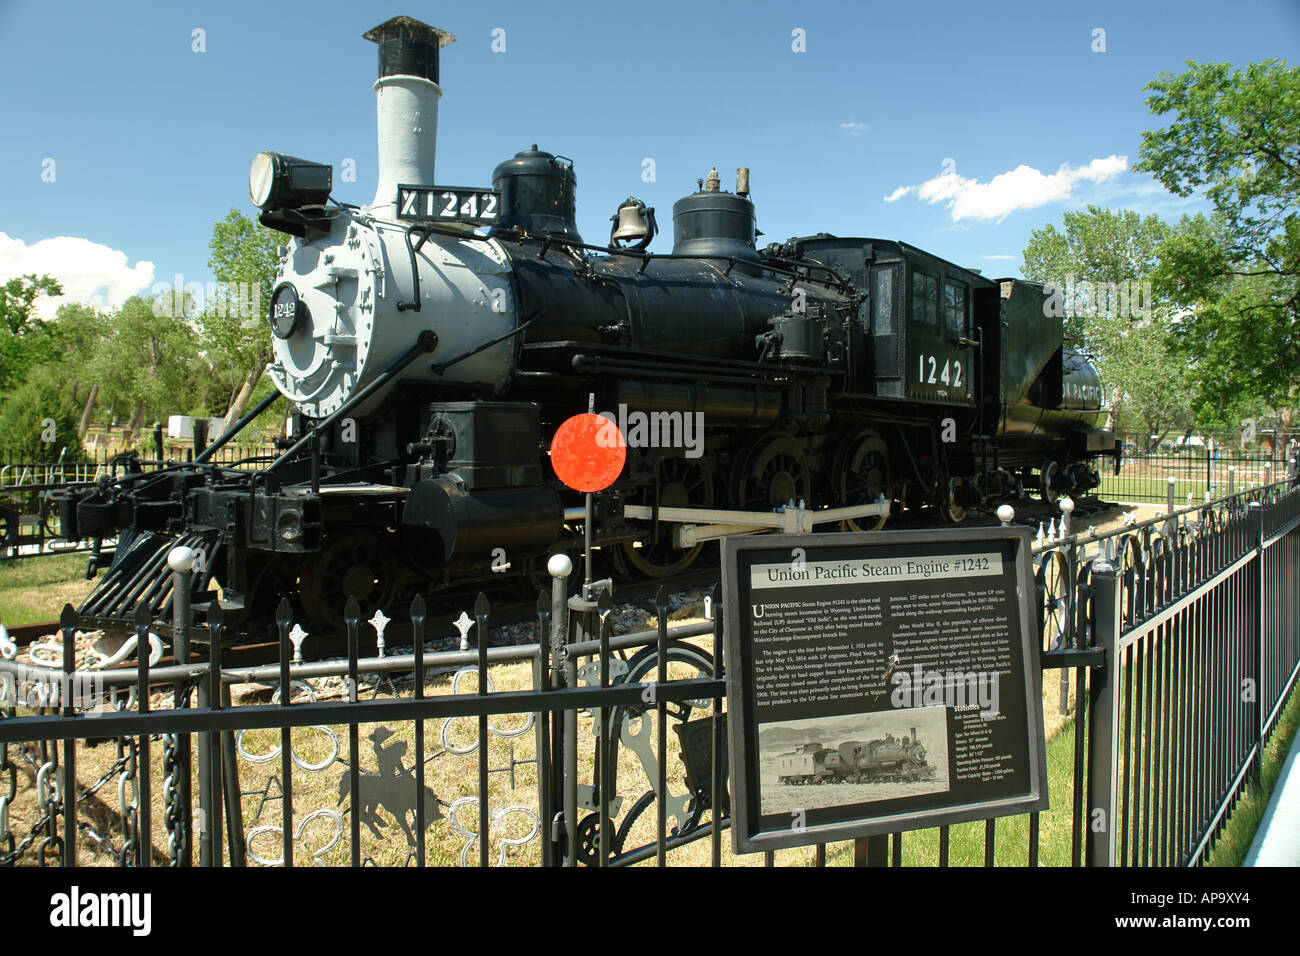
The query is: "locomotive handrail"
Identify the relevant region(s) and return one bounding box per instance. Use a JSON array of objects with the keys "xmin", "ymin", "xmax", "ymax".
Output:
[
  {"xmin": 396, "ymin": 224, "xmax": 435, "ymax": 312},
  {"xmin": 466, "ymin": 226, "xmax": 857, "ymax": 294},
  {"xmin": 570, "ymin": 354, "xmax": 809, "ymax": 386},
  {"xmin": 430, "ymin": 312, "xmax": 540, "ymax": 375}
]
